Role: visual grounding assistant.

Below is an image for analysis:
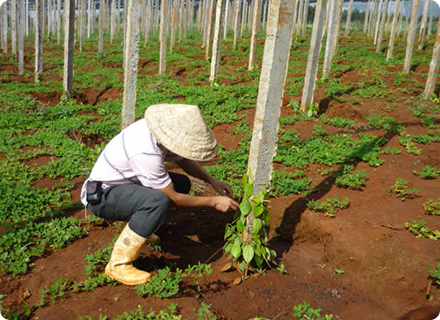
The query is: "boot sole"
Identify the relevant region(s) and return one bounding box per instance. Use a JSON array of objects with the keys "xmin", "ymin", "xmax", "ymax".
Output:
[{"xmin": 105, "ymin": 270, "xmax": 151, "ymax": 286}]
